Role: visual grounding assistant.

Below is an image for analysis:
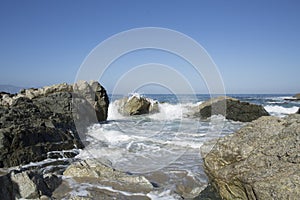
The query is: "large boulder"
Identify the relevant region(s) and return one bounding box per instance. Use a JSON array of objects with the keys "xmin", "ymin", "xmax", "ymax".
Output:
[
  {"xmin": 195, "ymin": 96, "xmax": 269, "ymax": 122},
  {"xmin": 117, "ymin": 96, "xmax": 159, "ymax": 116},
  {"xmin": 0, "ymin": 81, "xmax": 109, "ymax": 167},
  {"xmin": 202, "ymin": 114, "xmax": 300, "ymax": 199},
  {"xmin": 73, "ymin": 80, "xmax": 109, "ymax": 121},
  {"xmin": 52, "ymin": 159, "xmax": 153, "ymax": 199}
]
